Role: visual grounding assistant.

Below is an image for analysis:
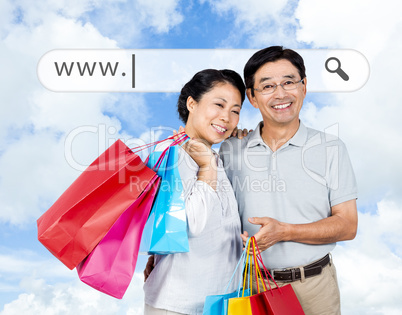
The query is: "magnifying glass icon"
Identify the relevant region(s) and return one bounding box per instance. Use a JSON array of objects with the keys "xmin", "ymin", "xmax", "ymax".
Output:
[{"xmin": 325, "ymin": 57, "xmax": 349, "ymax": 81}]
